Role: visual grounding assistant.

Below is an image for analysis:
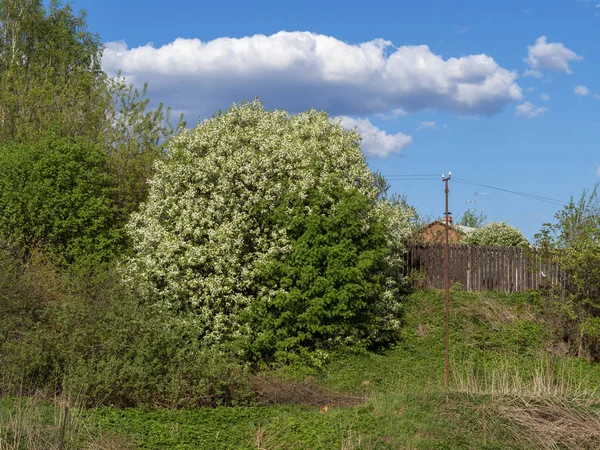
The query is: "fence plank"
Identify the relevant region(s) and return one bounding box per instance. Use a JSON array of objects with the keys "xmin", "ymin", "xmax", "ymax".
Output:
[{"xmin": 405, "ymin": 243, "xmax": 563, "ymax": 293}]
